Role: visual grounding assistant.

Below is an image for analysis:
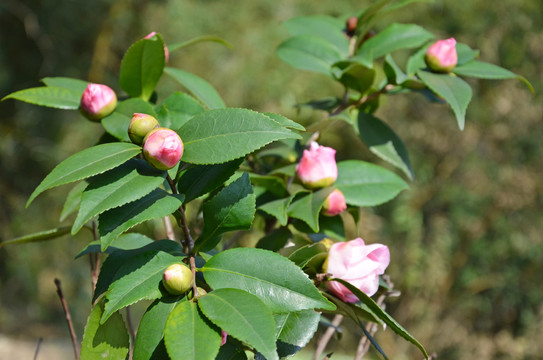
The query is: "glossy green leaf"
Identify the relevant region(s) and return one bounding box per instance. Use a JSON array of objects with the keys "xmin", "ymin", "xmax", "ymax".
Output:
[
  {"xmin": 98, "ymin": 189, "xmax": 185, "ymax": 251},
  {"xmin": 256, "ymin": 227, "xmax": 292, "ymax": 251},
  {"xmin": 41, "ymin": 77, "xmax": 88, "ymax": 93},
  {"xmin": 406, "ymin": 44, "xmax": 430, "ymax": 75},
  {"xmin": 0, "ymin": 226, "xmax": 71, "ymax": 248},
  {"xmin": 75, "ymin": 233, "xmax": 154, "ymax": 259},
  {"xmin": 288, "ymin": 243, "xmax": 327, "ymax": 269},
  {"xmin": 455, "ymin": 43, "xmax": 479, "ymax": 66},
  {"xmin": 322, "ymin": 292, "xmax": 384, "ymax": 326},
  {"xmin": 287, "ymin": 188, "xmax": 333, "ymax": 232},
  {"xmin": 156, "ymin": 92, "xmax": 205, "ymax": 131},
  {"xmin": 164, "ymin": 301, "xmax": 222, "ymax": 360},
  {"xmin": 357, "ymin": 112, "xmax": 414, "ymax": 180},
  {"xmin": 384, "ymin": 54, "xmax": 408, "ymax": 85},
  {"xmin": 274, "ymin": 310, "xmax": 320, "ymax": 358},
  {"xmin": 263, "ymin": 112, "xmax": 305, "ymax": 132},
  {"xmin": 119, "ymin": 35, "xmax": 165, "ymax": 100},
  {"xmin": 277, "ymin": 35, "xmax": 342, "ymax": 76},
  {"xmin": 177, "ymin": 158, "xmax": 243, "ymax": 203},
  {"xmin": 282, "ymin": 15, "xmax": 349, "ymax": 56},
  {"xmin": 250, "ymin": 174, "xmax": 288, "ymax": 198},
  {"xmin": 101, "ymin": 98, "xmax": 157, "ymax": 142},
  {"xmin": 80, "ymin": 302, "xmax": 129, "ymax": 360},
  {"xmin": 101, "ymin": 250, "xmax": 183, "ymax": 323},
  {"xmin": 258, "ymin": 193, "xmax": 301, "ymax": 226},
  {"xmin": 2, "ymin": 86, "xmax": 81, "ymax": 109},
  {"xmin": 27, "ymin": 143, "xmax": 141, "ymax": 207},
  {"xmin": 335, "ymin": 160, "xmax": 408, "ymax": 207},
  {"xmin": 73, "ymin": 159, "xmax": 166, "ymax": 234},
  {"xmin": 356, "ymin": 23, "xmax": 434, "ymax": 60},
  {"xmin": 196, "ymin": 173, "xmax": 255, "ymax": 252},
  {"xmin": 164, "ymin": 67, "xmax": 225, "ymax": 109},
  {"xmin": 199, "ymin": 288, "xmax": 278, "ymax": 360},
  {"xmin": 168, "ymin": 35, "xmax": 233, "ymax": 52},
  {"xmin": 453, "ymin": 60, "xmax": 534, "ymax": 93},
  {"xmin": 178, "ymin": 108, "xmax": 300, "ymax": 165},
  {"xmin": 331, "ymin": 278, "xmax": 429, "ymax": 359},
  {"xmin": 417, "ymin": 70, "xmax": 472, "ymax": 130},
  {"xmin": 133, "ymin": 296, "xmax": 186, "ymax": 360},
  {"xmin": 216, "ymin": 339, "xmax": 248, "ymax": 360},
  {"xmin": 202, "ymin": 247, "xmax": 336, "ymax": 313},
  {"xmin": 333, "ymin": 61, "xmax": 376, "ymax": 93},
  {"xmin": 59, "ymin": 181, "xmax": 88, "ymax": 222}
]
